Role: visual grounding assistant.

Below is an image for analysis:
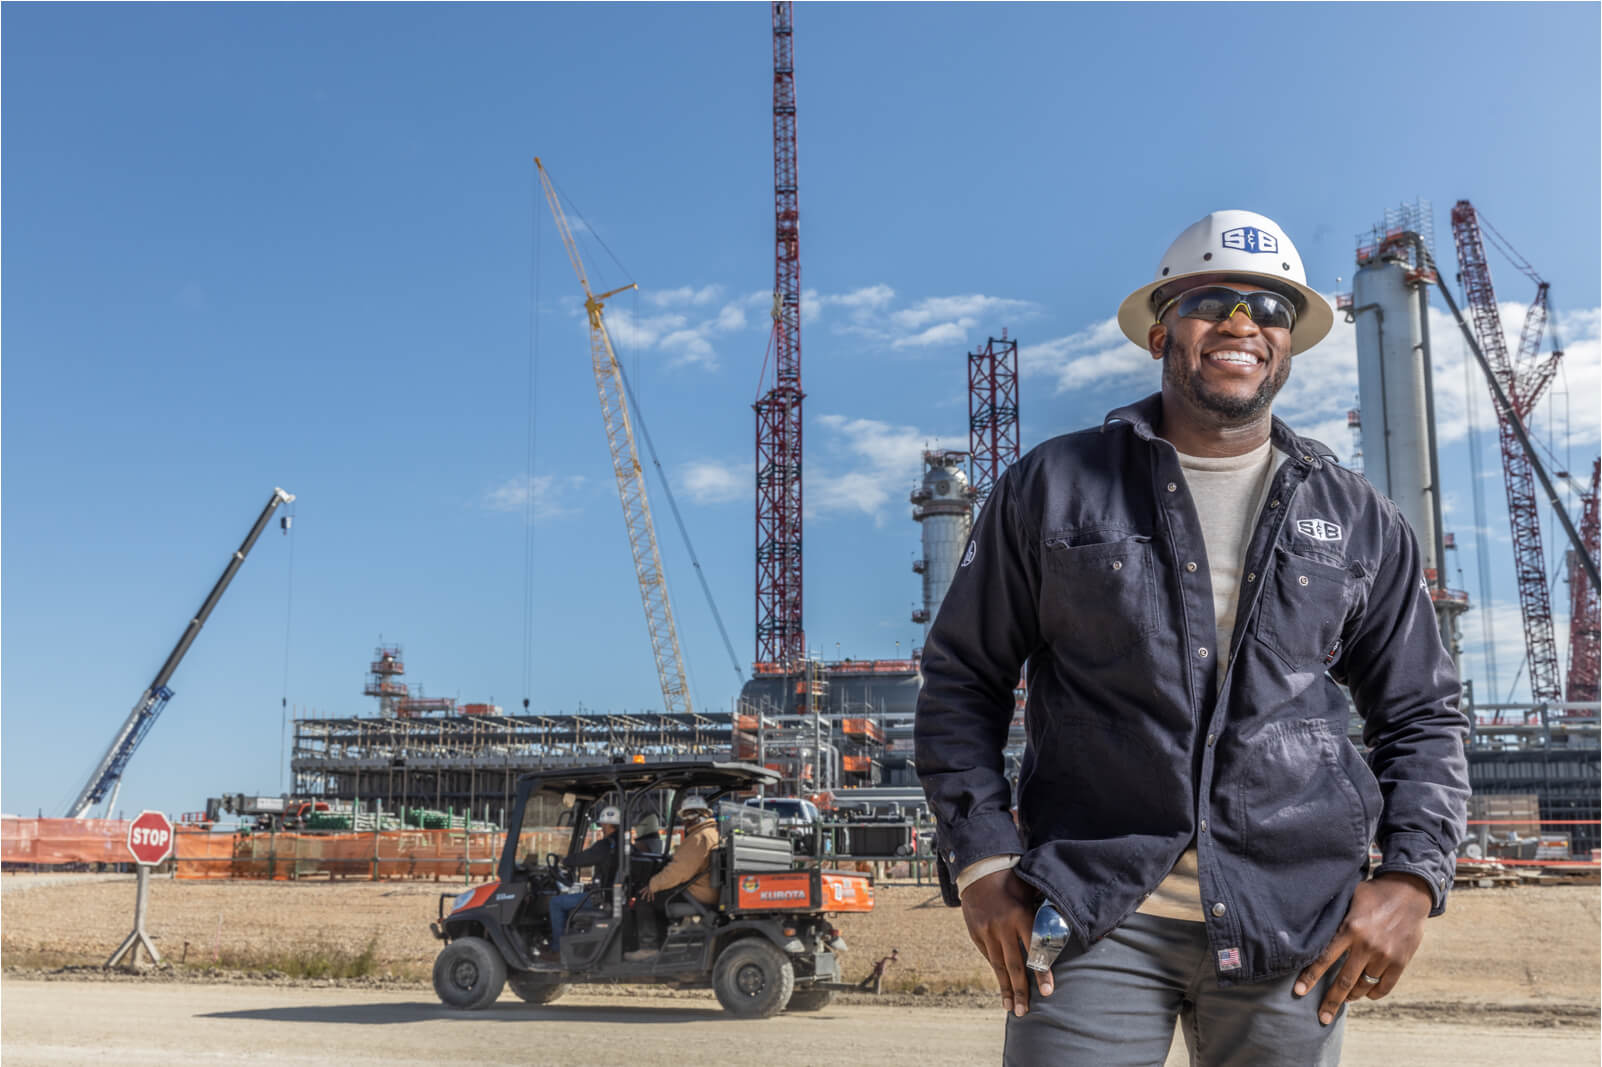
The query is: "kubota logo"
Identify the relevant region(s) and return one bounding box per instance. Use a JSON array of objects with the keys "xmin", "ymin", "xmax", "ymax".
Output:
[{"xmin": 741, "ymin": 876, "xmax": 760, "ymax": 893}]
